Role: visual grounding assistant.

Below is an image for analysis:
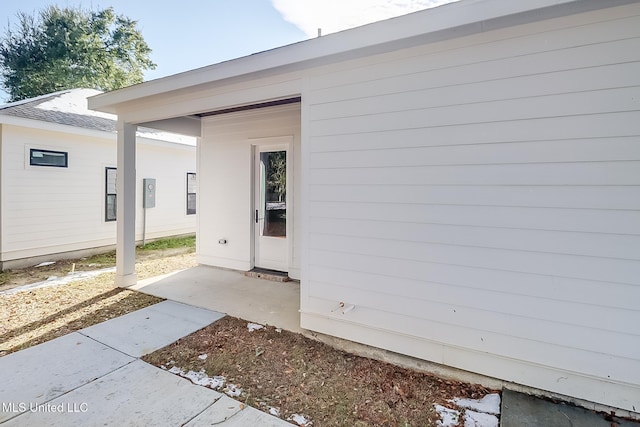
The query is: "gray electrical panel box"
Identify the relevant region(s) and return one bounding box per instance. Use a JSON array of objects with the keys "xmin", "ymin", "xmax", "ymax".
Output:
[{"xmin": 143, "ymin": 178, "xmax": 156, "ymax": 208}]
